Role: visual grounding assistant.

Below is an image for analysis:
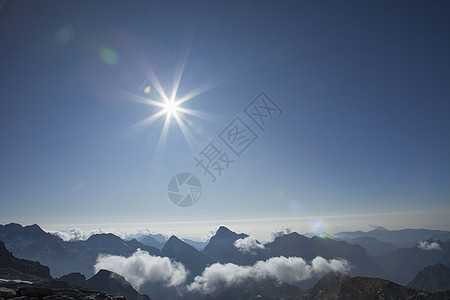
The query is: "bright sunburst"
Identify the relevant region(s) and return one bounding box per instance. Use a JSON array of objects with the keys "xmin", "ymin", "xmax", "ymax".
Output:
[
  {"xmin": 129, "ymin": 61, "xmax": 212, "ymax": 159},
  {"xmin": 163, "ymin": 99, "xmax": 180, "ymax": 118},
  {"xmin": 121, "ymin": 45, "xmax": 237, "ymax": 160}
]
